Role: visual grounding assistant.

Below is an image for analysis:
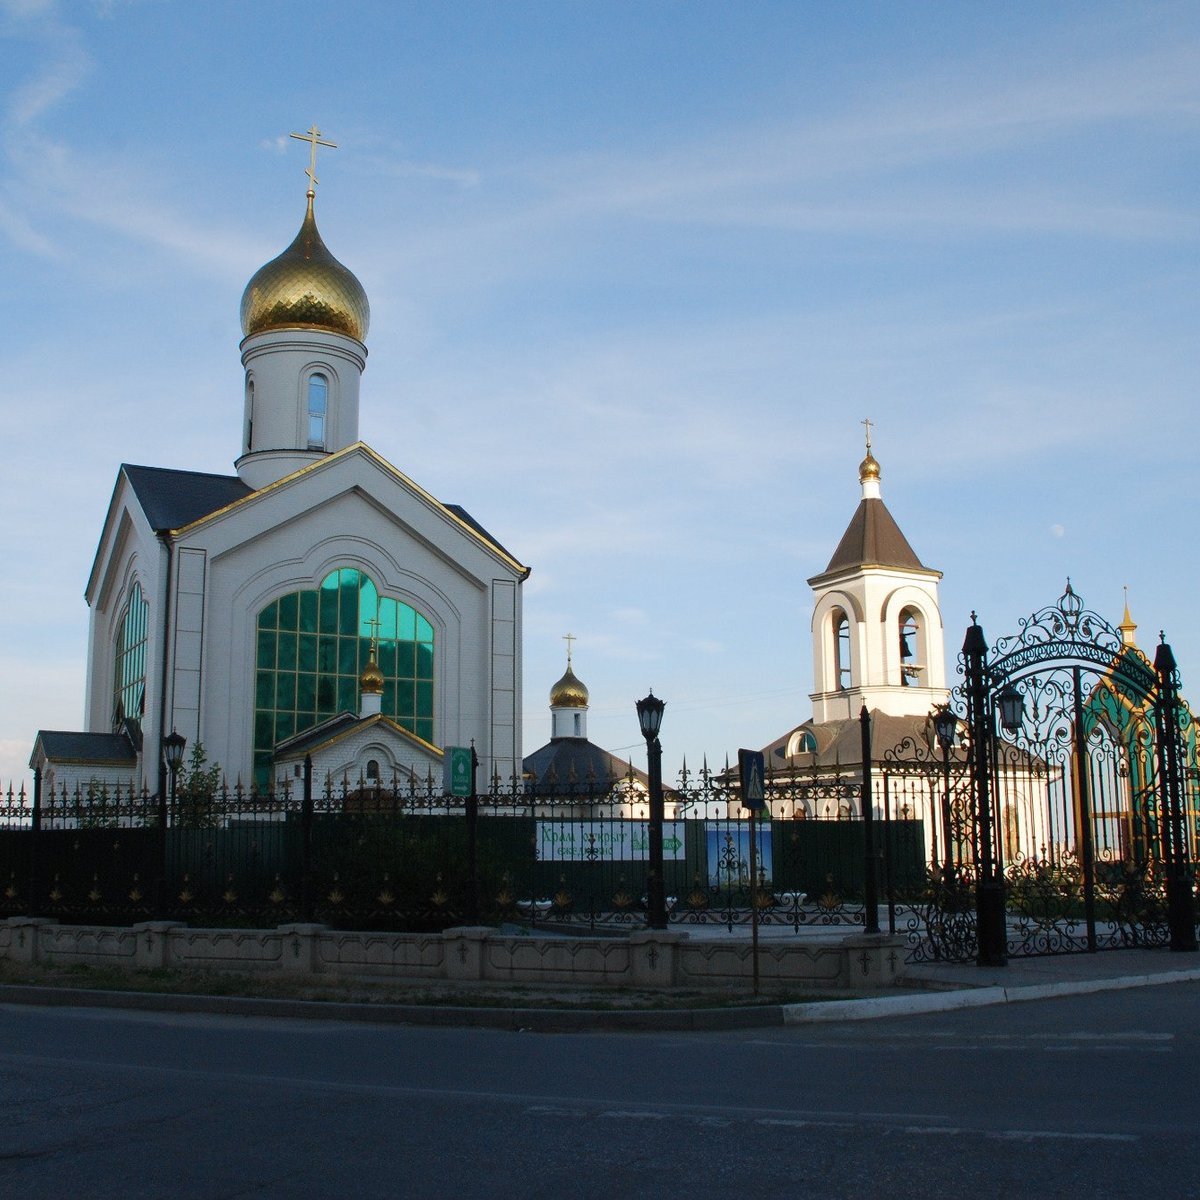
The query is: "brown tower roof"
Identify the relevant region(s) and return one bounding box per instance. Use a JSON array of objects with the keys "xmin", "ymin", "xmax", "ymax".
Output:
[{"xmin": 820, "ymin": 496, "xmax": 927, "ymax": 575}]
